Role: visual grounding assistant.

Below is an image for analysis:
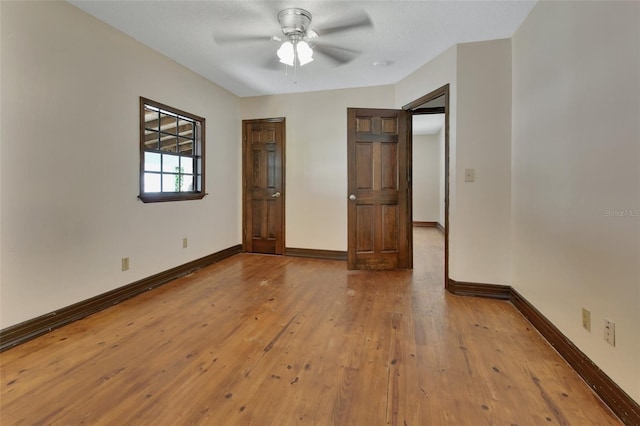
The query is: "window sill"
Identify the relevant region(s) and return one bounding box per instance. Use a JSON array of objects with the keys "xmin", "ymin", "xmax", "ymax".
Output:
[{"xmin": 138, "ymin": 192, "xmax": 206, "ymax": 203}]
